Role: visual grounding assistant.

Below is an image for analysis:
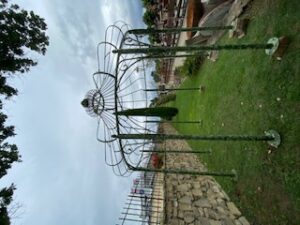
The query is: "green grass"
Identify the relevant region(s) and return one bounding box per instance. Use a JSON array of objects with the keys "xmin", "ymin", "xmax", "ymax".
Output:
[{"xmin": 169, "ymin": 0, "xmax": 300, "ymax": 224}]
